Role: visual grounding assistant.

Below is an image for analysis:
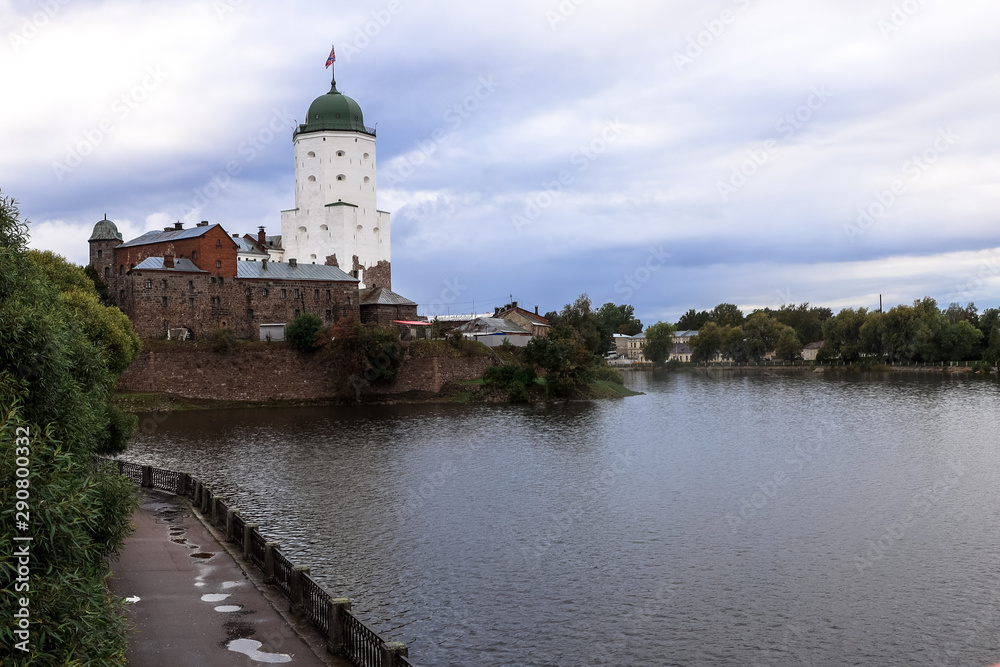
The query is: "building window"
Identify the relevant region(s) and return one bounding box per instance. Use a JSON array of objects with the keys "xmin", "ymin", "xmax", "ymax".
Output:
[
  {"xmin": 161, "ymin": 296, "xmax": 167, "ymax": 307},
  {"xmin": 144, "ymin": 279, "xmax": 152, "ymax": 289},
  {"xmin": 216, "ymin": 239, "xmax": 221, "ymax": 246},
  {"xmin": 211, "ymin": 276, "xmax": 217, "ymax": 284},
  {"xmin": 119, "ymin": 265, "xmax": 124, "ymax": 275},
  {"xmin": 216, "ymin": 260, "xmax": 222, "ymax": 268},
  {"xmin": 248, "ymin": 309, "xmax": 254, "ymax": 319},
  {"xmin": 336, "ymin": 150, "xmax": 345, "ymax": 157},
  {"xmin": 280, "ymin": 289, "xmax": 286, "ymax": 299},
  {"xmin": 262, "ymin": 288, "xmax": 269, "ymax": 297},
  {"xmin": 325, "ymin": 309, "xmax": 332, "ymax": 321},
  {"xmin": 245, "ymin": 288, "xmax": 252, "ymax": 297},
  {"xmin": 189, "ymin": 297, "xmax": 194, "ymax": 307},
  {"xmin": 192, "ymin": 250, "xmax": 197, "ymax": 260},
  {"xmin": 189, "ymin": 280, "xmax": 194, "ymax": 290},
  {"xmin": 294, "ymin": 288, "xmax": 300, "ymax": 299},
  {"xmin": 295, "ymin": 309, "xmax": 300, "ymax": 317},
  {"xmin": 162, "ymin": 279, "xmax": 168, "ymax": 288},
  {"xmin": 104, "ymin": 266, "xmax": 110, "ymax": 278},
  {"xmin": 336, "ymin": 174, "xmax": 346, "ymax": 181},
  {"xmin": 120, "ymin": 289, "xmax": 125, "ymax": 301},
  {"xmin": 219, "ymin": 276, "xmax": 224, "ymax": 285},
  {"xmin": 308, "ymin": 175, "xmax": 316, "ymax": 182},
  {"xmin": 313, "ymin": 289, "xmax": 319, "ymax": 300},
  {"xmin": 97, "ymin": 249, "xmax": 102, "ymax": 259},
  {"xmin": 307, "ymin": 151, "xmax": 315, "ymax": 157},
  {"xmin": 326, "ymin": 290, "xmax": 331, "ymax": 301}
]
